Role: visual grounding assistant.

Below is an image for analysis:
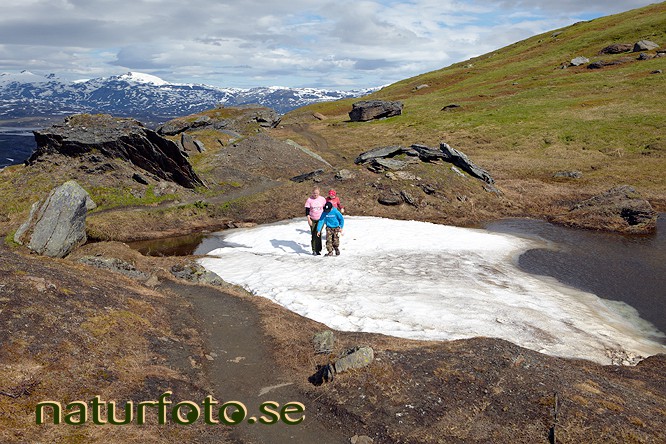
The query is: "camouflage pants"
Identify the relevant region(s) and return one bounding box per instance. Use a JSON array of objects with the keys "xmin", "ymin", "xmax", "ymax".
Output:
[{"xmin": 325, "ymin": 227, "xmax": 341, "ymax": 253}]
